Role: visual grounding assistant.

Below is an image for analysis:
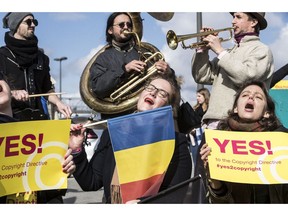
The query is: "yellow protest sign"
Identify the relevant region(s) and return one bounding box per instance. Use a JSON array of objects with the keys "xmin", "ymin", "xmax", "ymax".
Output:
[
  {"xmin": 271, "ymin": 80, "xmax": 288, "ymax": 89},
  {"xmin": 205, "ymin": 129, "xmax": 288, "ymax": 184},
  {"xmin": 0, "ymin": 120, "xmax": 71, "ymax": 197}
]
